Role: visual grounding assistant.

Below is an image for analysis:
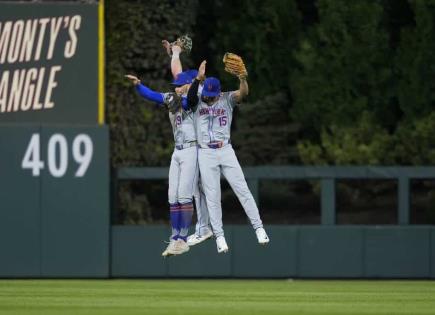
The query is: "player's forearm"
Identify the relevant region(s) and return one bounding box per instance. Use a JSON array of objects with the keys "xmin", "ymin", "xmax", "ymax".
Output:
[
  {"xmin": 171, "ymin": 51, "xmax": 183, "ymax": 78},
  {"xmin": 187, "ymin": 79, "xmax": 200, "ymax": 109},
  {"xmin": 238, "ymin": 77, "xmax": 249, "ymax": 100},
  {"xmin": 136, "ymin": 83, "xmax": 164, "ymax": 104}
]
